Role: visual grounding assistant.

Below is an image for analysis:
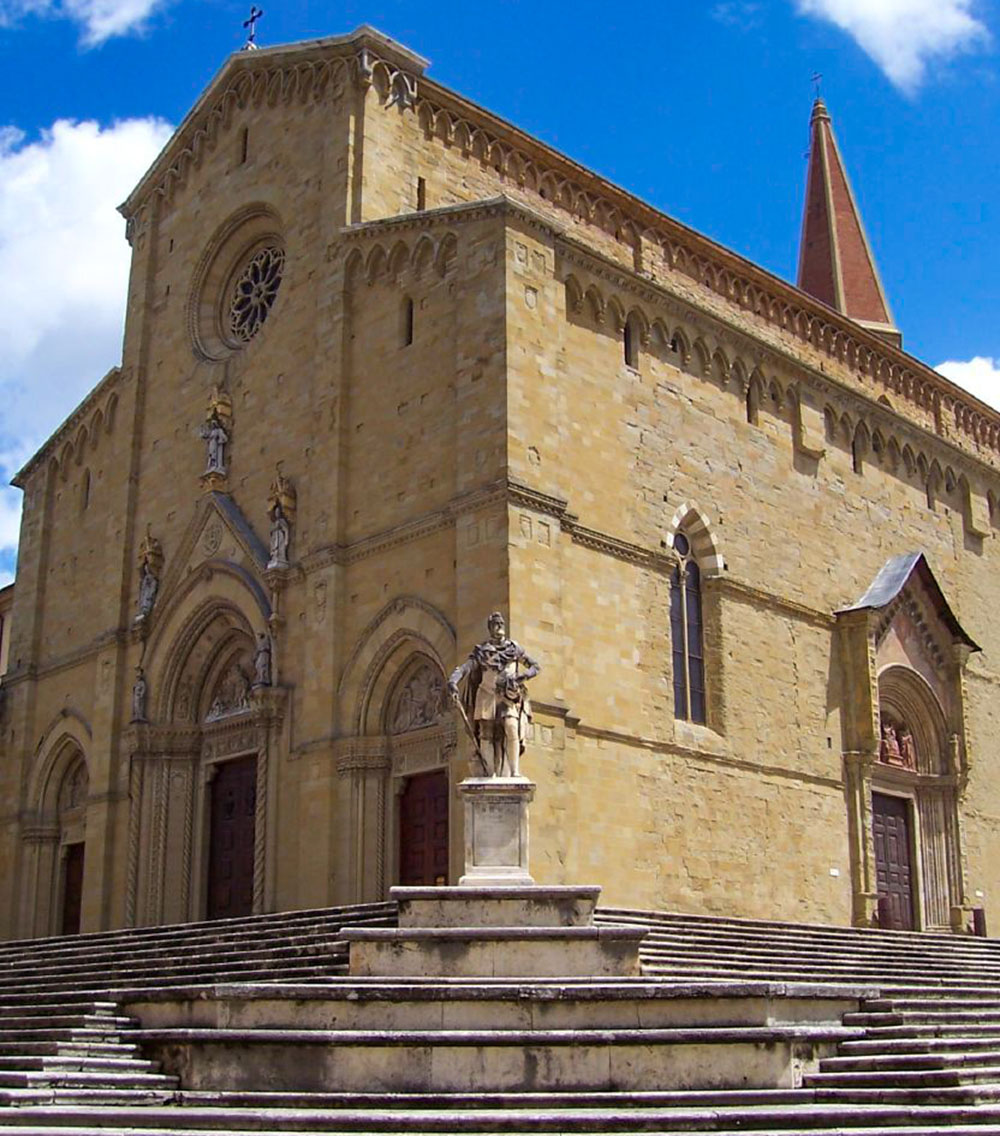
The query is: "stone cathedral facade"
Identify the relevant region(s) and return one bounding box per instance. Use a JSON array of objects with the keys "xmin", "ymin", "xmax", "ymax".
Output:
[{"xmin": 1, "ymin": 26, "xmax": 997, "ymax": 941}]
